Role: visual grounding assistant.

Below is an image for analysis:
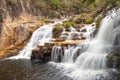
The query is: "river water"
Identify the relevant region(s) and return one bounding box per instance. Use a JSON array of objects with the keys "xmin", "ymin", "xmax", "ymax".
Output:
[
  {"xmin": 0, "ymin": 59, "xmax": 72, "ymax": 80},
  {"xmin": 0, "ymin": 59, "xmax": 120, "ymax": 80}
]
